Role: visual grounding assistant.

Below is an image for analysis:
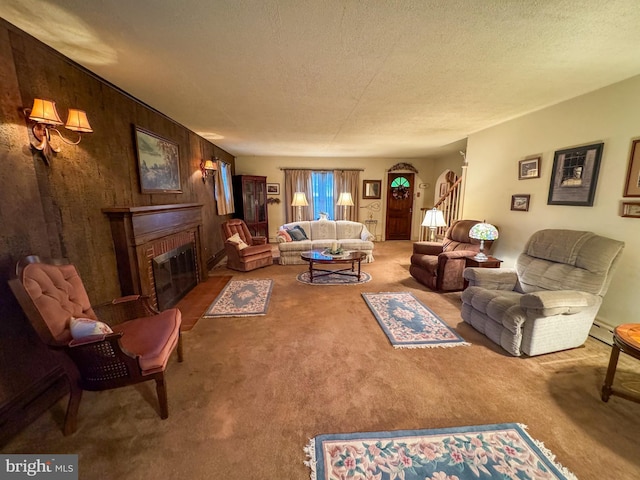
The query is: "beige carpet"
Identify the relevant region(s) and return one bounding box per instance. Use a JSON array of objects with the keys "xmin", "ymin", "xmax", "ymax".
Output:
[{"xmin": 3, "ymin": 241, "xmax": 640, "ymax": 479}]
